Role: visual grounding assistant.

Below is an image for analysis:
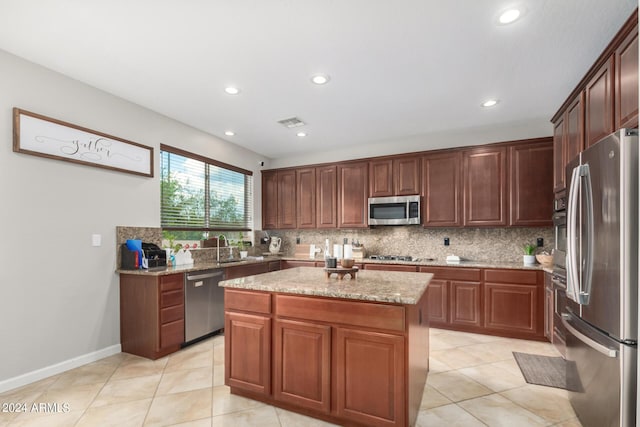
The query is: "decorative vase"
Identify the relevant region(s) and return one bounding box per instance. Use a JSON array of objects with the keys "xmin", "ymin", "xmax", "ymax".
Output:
[
  {"xmin": 240, "ymin": 250, "xmax": 248, "ymax": 259},
  {"xmin": 523, "ymin": 255, "xmax": 536, "ymax": 265}
]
